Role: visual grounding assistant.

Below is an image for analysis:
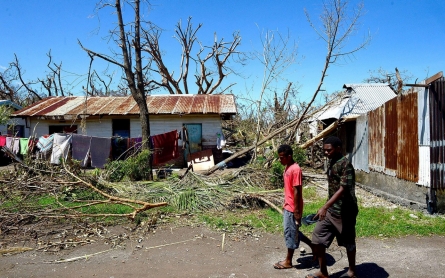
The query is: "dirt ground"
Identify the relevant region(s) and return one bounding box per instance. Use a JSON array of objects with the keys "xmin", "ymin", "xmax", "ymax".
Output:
[
  {"xmin": 2, "ymin": 169, "xmax": 445, "ymax": 277},
  {"xmin": 1, "ymin": 220, "xmax": 445, "ymax": 278}
]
